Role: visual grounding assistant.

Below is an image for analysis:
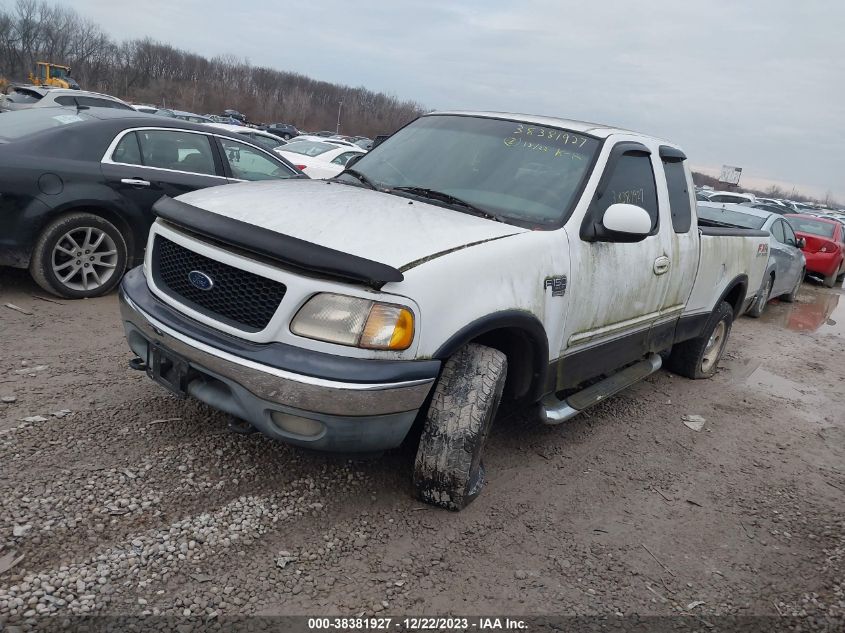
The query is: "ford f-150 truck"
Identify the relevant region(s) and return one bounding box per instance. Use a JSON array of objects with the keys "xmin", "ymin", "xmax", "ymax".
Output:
[{"xmin": 119, "ymin": 111, "xmax": 769, "ymax": 510}]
